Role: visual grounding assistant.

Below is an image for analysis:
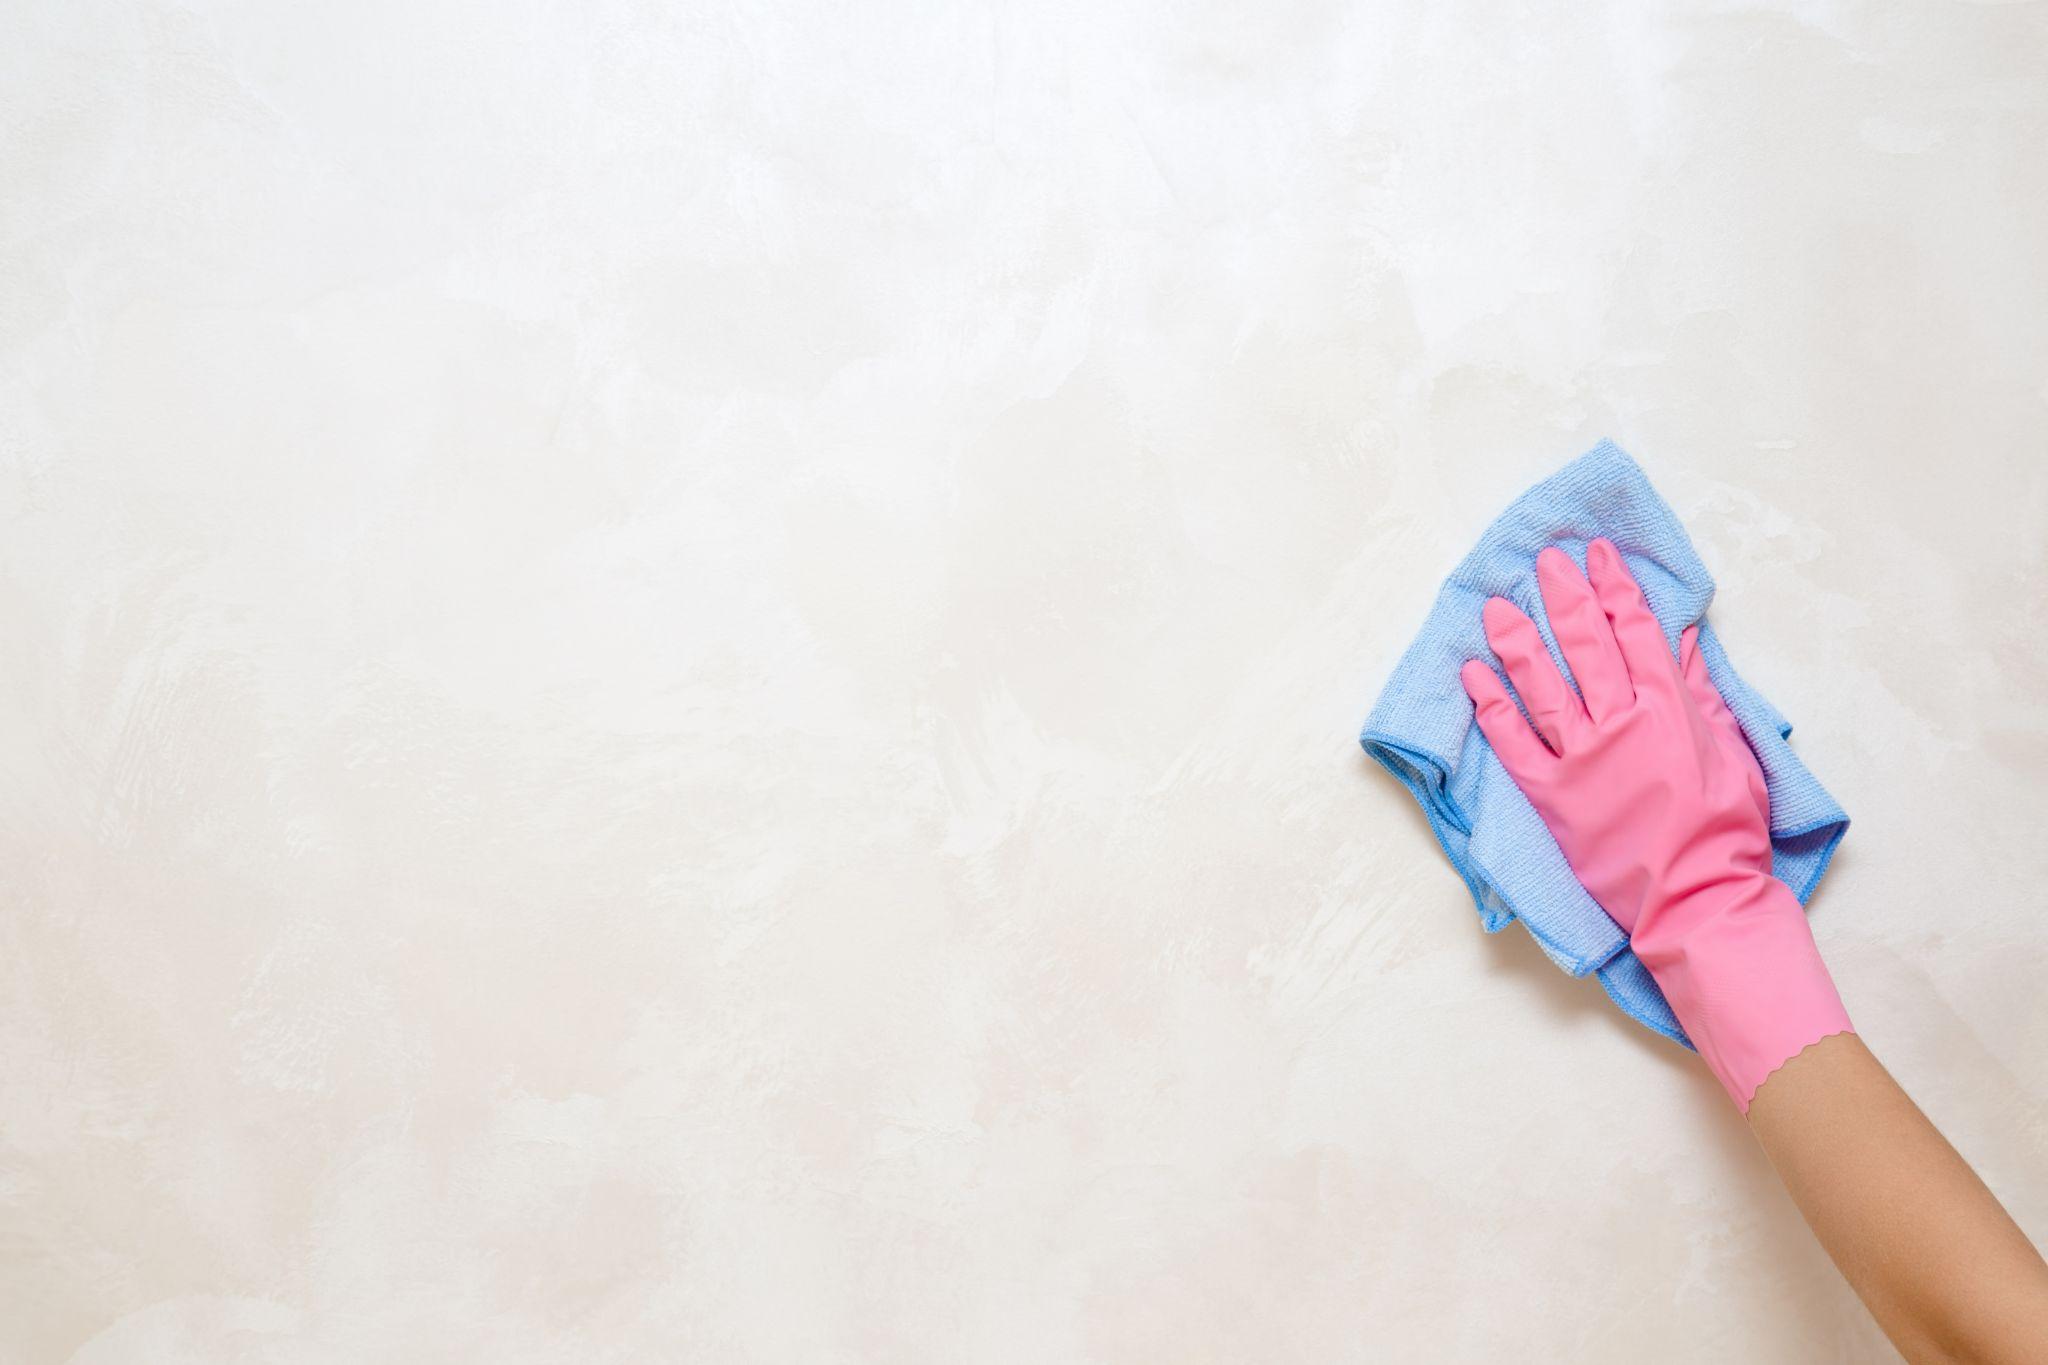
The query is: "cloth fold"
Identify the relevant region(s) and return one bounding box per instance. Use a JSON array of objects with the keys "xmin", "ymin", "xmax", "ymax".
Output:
[{"xmin": 1359, "ymin": 441, "xmax": 1847, "ymax": 1044}]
